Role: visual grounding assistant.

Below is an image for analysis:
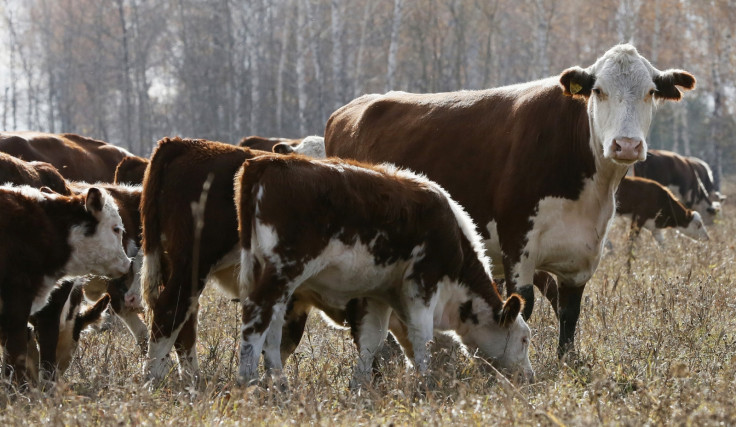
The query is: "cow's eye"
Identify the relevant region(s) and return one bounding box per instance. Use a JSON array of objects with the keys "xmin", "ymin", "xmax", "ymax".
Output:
[
  {"xmin": 592, "ymin": 88, "xmax": 601, "ymax": 95},
  {"xmin": 648, "ymin": 89, "xmax": 657, "ymax": 97},
  {"xmin": 113, "ymin": 226, "xmax": 122, "ymax": 234}
]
